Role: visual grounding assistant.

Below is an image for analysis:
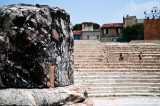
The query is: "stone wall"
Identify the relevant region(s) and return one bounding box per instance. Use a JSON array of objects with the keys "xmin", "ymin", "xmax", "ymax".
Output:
[
  {"xmin": 0, "ymin": 4, "xmax": 74, "ymax": 88},
  {"xmin": 106, "ymin": 28, "xmax": 122, "ymax": 36},
  {"xmin": 144, "ymin": 19, "xmax": 160, "ymax": 40},
  {"xmin": 100, "ymin": 36, "xmax": 119, "ymax": 42},
  {"xmin": 123, "ymin": 15, "xmax": 137, "ymax": 28}
]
